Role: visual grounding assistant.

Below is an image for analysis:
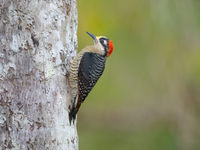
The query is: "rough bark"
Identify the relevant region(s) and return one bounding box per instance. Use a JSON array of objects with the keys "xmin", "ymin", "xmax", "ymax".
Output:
[{"xmin": 0, "ymin": 0, "xmax": 78, "ymax": 149}]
